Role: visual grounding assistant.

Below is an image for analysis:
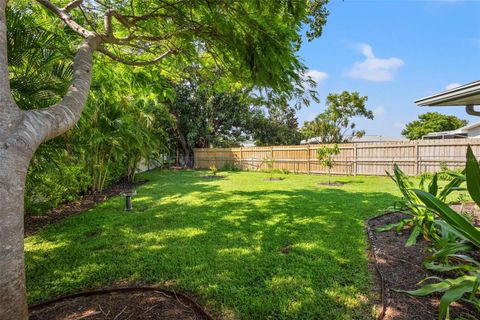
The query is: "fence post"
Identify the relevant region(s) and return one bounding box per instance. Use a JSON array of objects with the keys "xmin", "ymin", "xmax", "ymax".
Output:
[
  {"xmin": 307, "ymin": 144, "xmax": 311, "ymax": 174},
  {"xmin": 414, "ymin": 141, "xmax": 419, "ymax": 176},
  {"xmin": 240, "ymin": 147, "xmax": 243, "ymax": 170},
  {"xmin": 353, "ymin": 143, "xmax": 358, "ymax": 176},
  {"xmin": 271, "ymin": 146, "xmax": 274, "ymax": 170}
]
